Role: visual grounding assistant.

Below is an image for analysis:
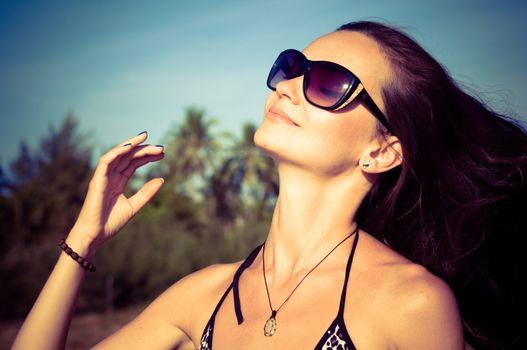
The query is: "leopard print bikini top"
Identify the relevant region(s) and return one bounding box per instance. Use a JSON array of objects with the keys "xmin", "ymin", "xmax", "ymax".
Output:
[{"xmin": 199, "ymin": 229, "xmax": 359, "ymax": 350}]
